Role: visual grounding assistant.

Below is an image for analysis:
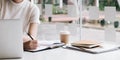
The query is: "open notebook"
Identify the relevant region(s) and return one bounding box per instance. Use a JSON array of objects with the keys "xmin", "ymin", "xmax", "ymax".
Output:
[
  {"xmin": 25, "ymin": 41, "xmax": 65, "ymax": 52},
  {"xmin": 66, "ymin": 41, "xmax": 120, "ymax": 54}
]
